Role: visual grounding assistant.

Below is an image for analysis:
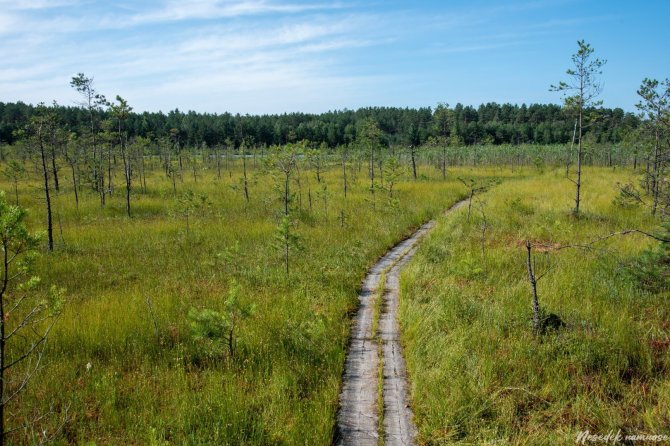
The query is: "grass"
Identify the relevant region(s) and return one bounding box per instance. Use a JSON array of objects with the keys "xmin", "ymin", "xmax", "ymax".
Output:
[
  {"xmin": 4, "ymin": 157, "xmax": 515, "ymax": 444},
  {"xmin": 399, "ymin": 167, "xmax": 669, "ymax": 445}
]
